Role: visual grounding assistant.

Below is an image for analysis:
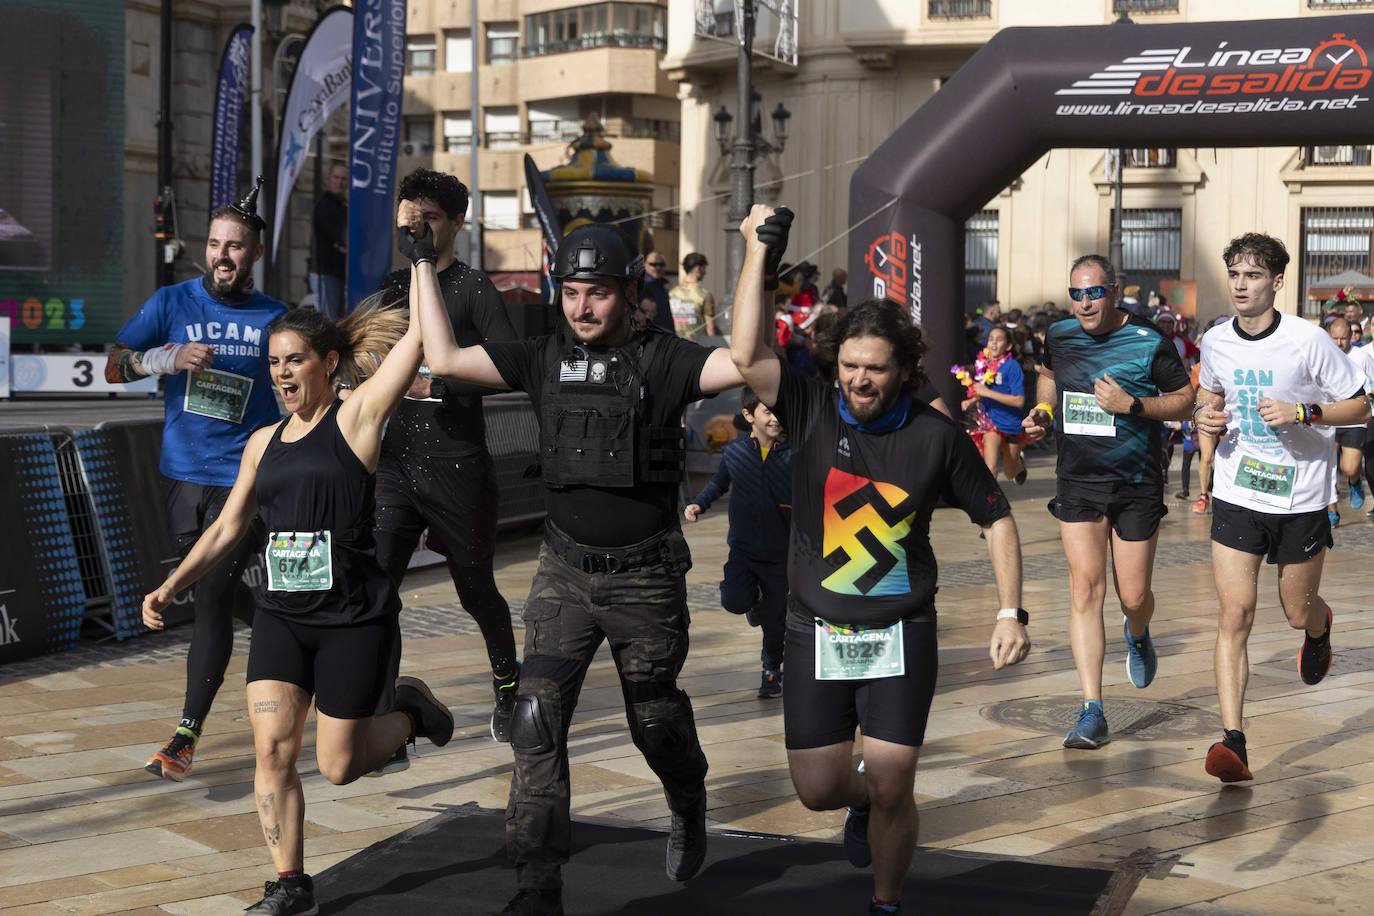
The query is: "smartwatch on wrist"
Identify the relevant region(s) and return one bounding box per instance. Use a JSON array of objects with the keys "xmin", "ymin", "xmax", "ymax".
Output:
[
  {"xmin": 1129, "ymin": 396, "xmax": 1144, "ymax": 417},
  {"xmin": 997, "ymin": 607, "xmax": 1030, "ymax": 626}
]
